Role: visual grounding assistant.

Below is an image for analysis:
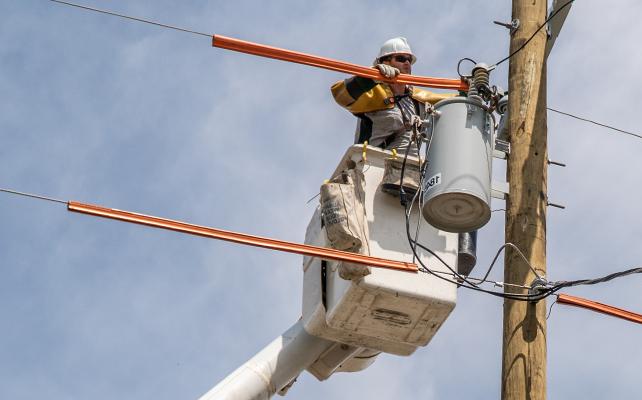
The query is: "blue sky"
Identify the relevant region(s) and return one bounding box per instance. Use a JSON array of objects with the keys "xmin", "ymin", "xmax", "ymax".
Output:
[{"xmin": 2, "ymin": 1, "xmax": 641, "ymax": 399}]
